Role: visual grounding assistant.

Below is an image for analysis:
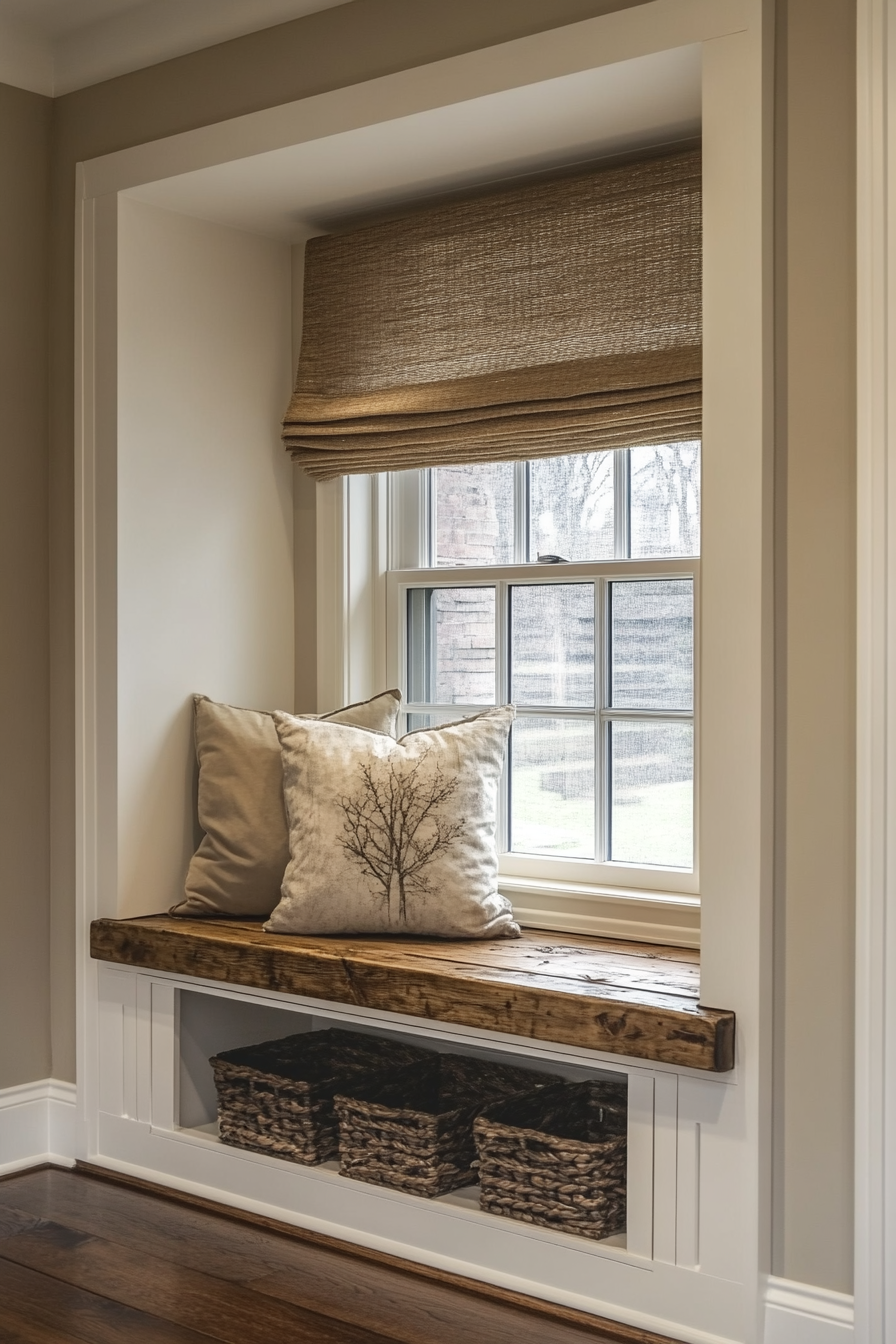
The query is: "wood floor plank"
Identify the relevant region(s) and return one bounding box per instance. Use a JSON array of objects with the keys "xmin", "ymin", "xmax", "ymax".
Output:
[
  {"xmin": 0, "ymin": 1220, "xmax": 397, "ymax": 1344},
  {"xmin": 0, "ymin": 1305, "xmax": 87, "ymax": 1344},
  {"xmin": 0, "ymin": 1170, "xmax": 625, "ymax": 1344},
  {"xmin": 0, "ymin": 1205, "xmax": 46, "ymax": 1240},
  {"xmin": 0, "ymin": 1169, "xmax": 282, "ymax": 1283},
  {"xmin": 0, "ymin": 1258, "xmax": 217, "ymax": 1344},
  {"xmin": 250, "ymin": 1258, "xmax": 635, "ymax": 1344}
]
